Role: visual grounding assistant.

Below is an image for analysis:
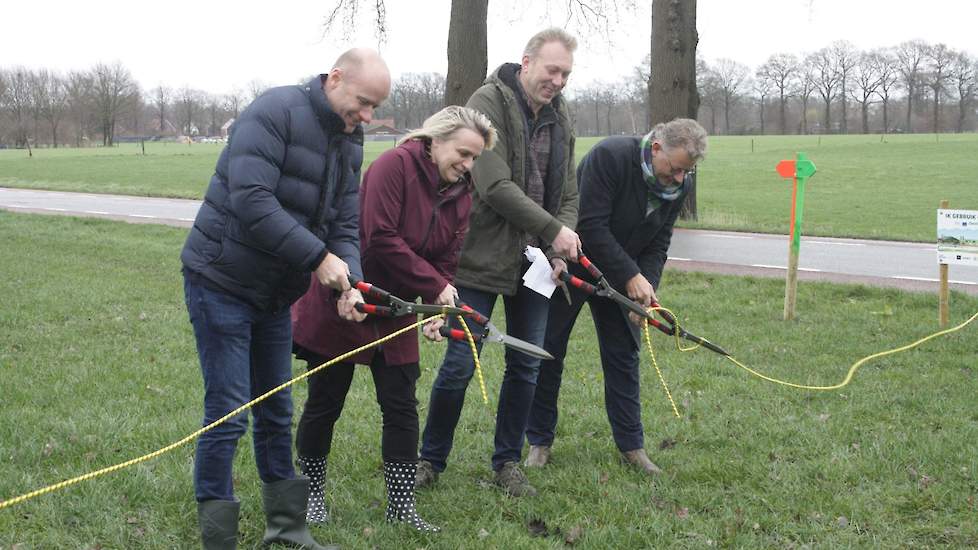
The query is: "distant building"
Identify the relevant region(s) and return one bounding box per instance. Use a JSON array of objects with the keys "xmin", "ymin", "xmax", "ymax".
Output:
[
  {"xmin": 363, "ymin": 118, "xmax": 404, "ymax": 142},
  {"xmin": 221, "ymin": 118, "xmax": 235, "ymax": 138}
]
